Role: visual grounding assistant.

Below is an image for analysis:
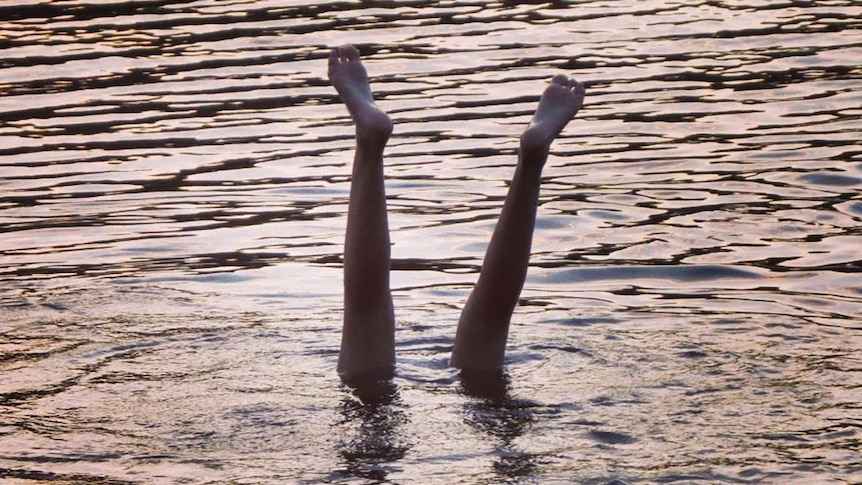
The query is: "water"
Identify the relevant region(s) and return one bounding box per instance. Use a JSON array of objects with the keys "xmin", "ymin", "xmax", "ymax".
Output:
[{"xmin": 1, "ymin": 1, "xmax": 860, "ymax": 483}]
